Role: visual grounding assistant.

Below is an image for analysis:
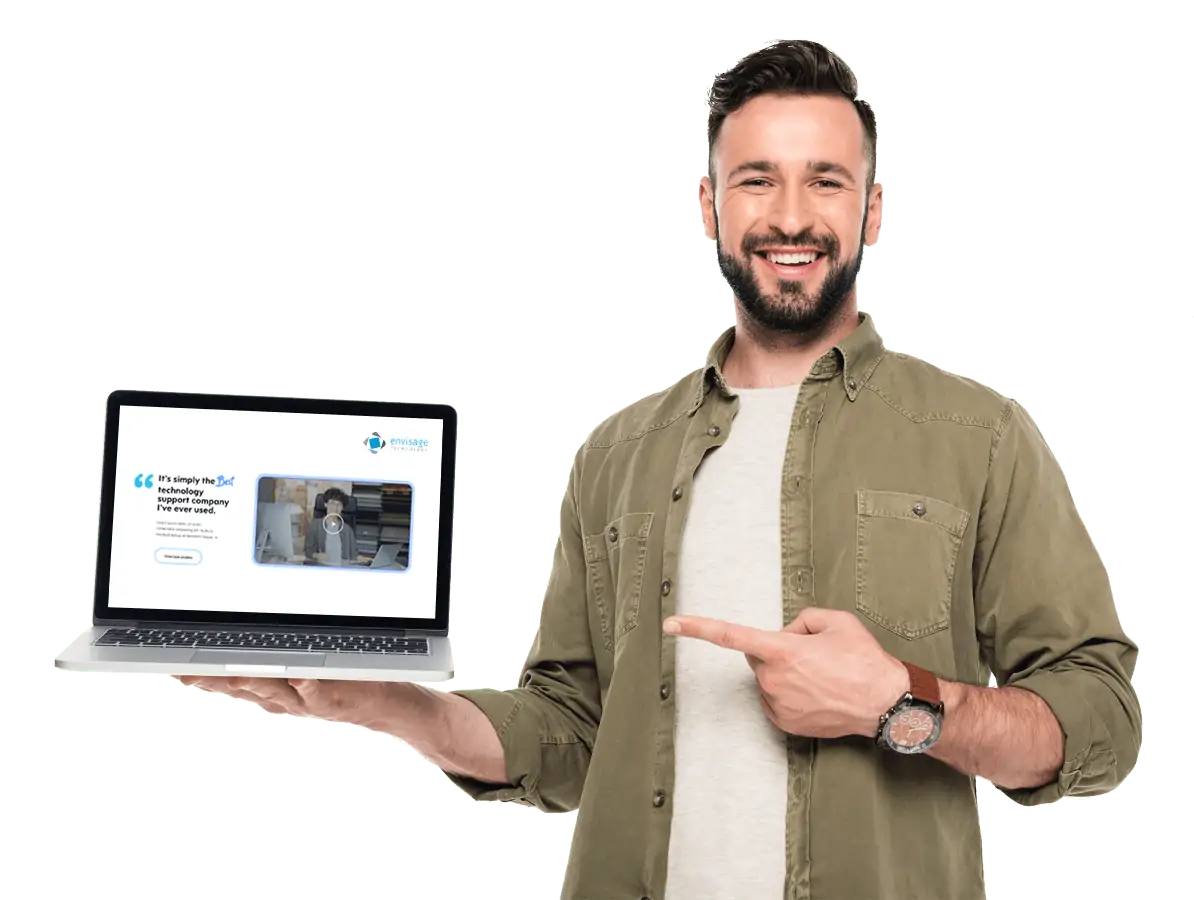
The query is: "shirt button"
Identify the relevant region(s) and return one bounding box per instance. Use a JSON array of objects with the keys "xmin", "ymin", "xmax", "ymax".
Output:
[
  {"xmin": 608, "ymin": 525, "xmax": 619, "ymax": 542},
  {"xmin": 661, "ymin": 580, "xmax": 672, "ymax": 596},
  {"xmin": 672, "ymin": 486, "xmax": 683, "ymax": 501},
  {"xmin": 660, "ymin": 682, "xmax": 670, "ymax": 700},
  {"xmin": 912, "ymin": 502, "xmax": 926, "ymax": 517},
  {"xmin": 847, "ymin": 378, "xmax": 858, "ymax": 391},
  {"xmin": 653, "ymin": 789, "xmax": 667, "ymax": 807},
  {"xmin": 707, "ymin": 425, "xmax": 720, "ymax": 437}
]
